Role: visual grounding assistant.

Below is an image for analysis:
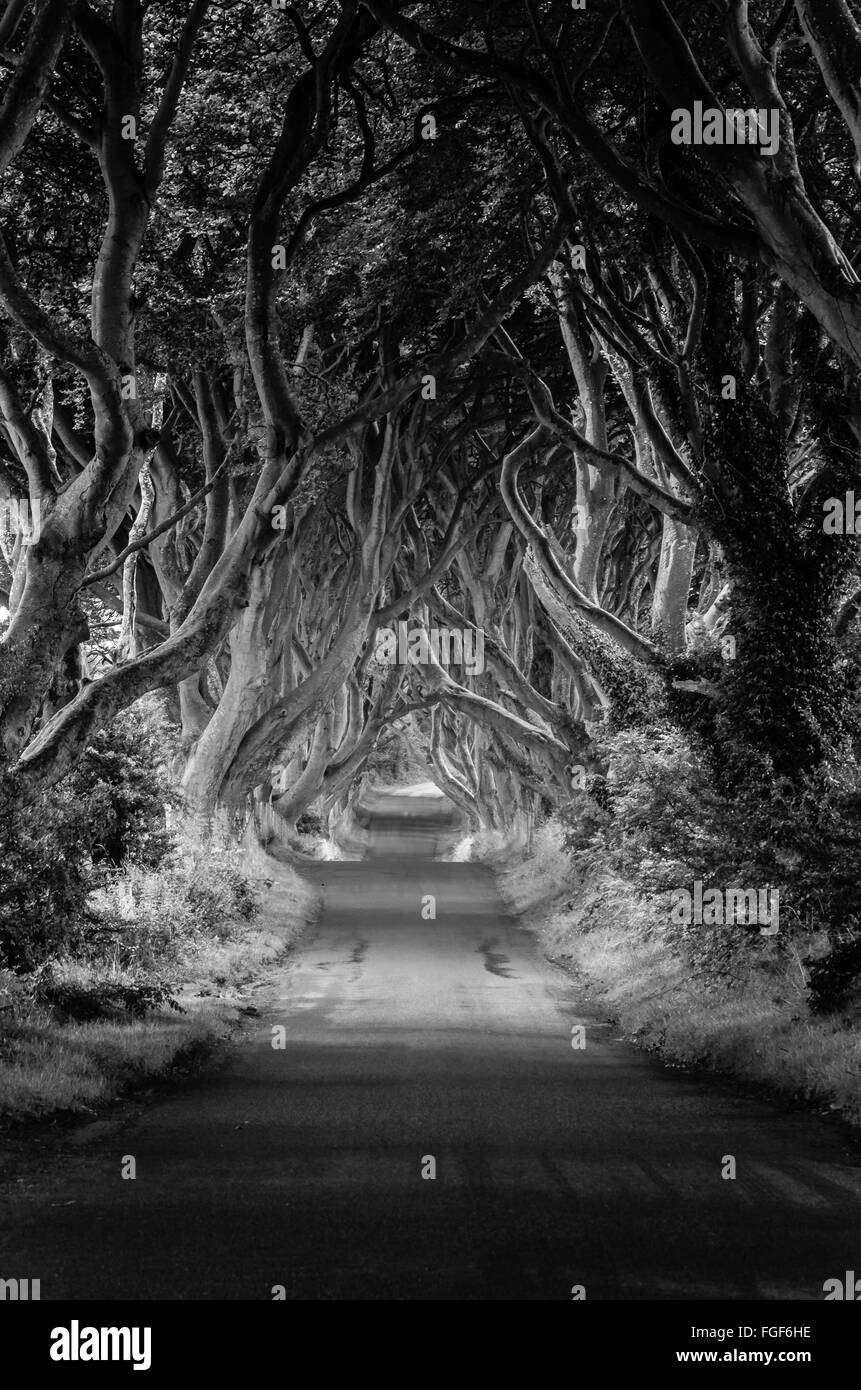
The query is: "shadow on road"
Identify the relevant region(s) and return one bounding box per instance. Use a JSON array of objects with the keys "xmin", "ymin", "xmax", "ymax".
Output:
[{"xmin": 1, "ymin": 785, "xmax": 860, "ymax": 1300}]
